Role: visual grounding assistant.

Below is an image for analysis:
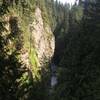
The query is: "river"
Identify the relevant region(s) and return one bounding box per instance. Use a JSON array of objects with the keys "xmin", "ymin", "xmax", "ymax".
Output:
[{"xmin": 50, "ymin": 63, "xmax": 57, "ymax": 87}]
